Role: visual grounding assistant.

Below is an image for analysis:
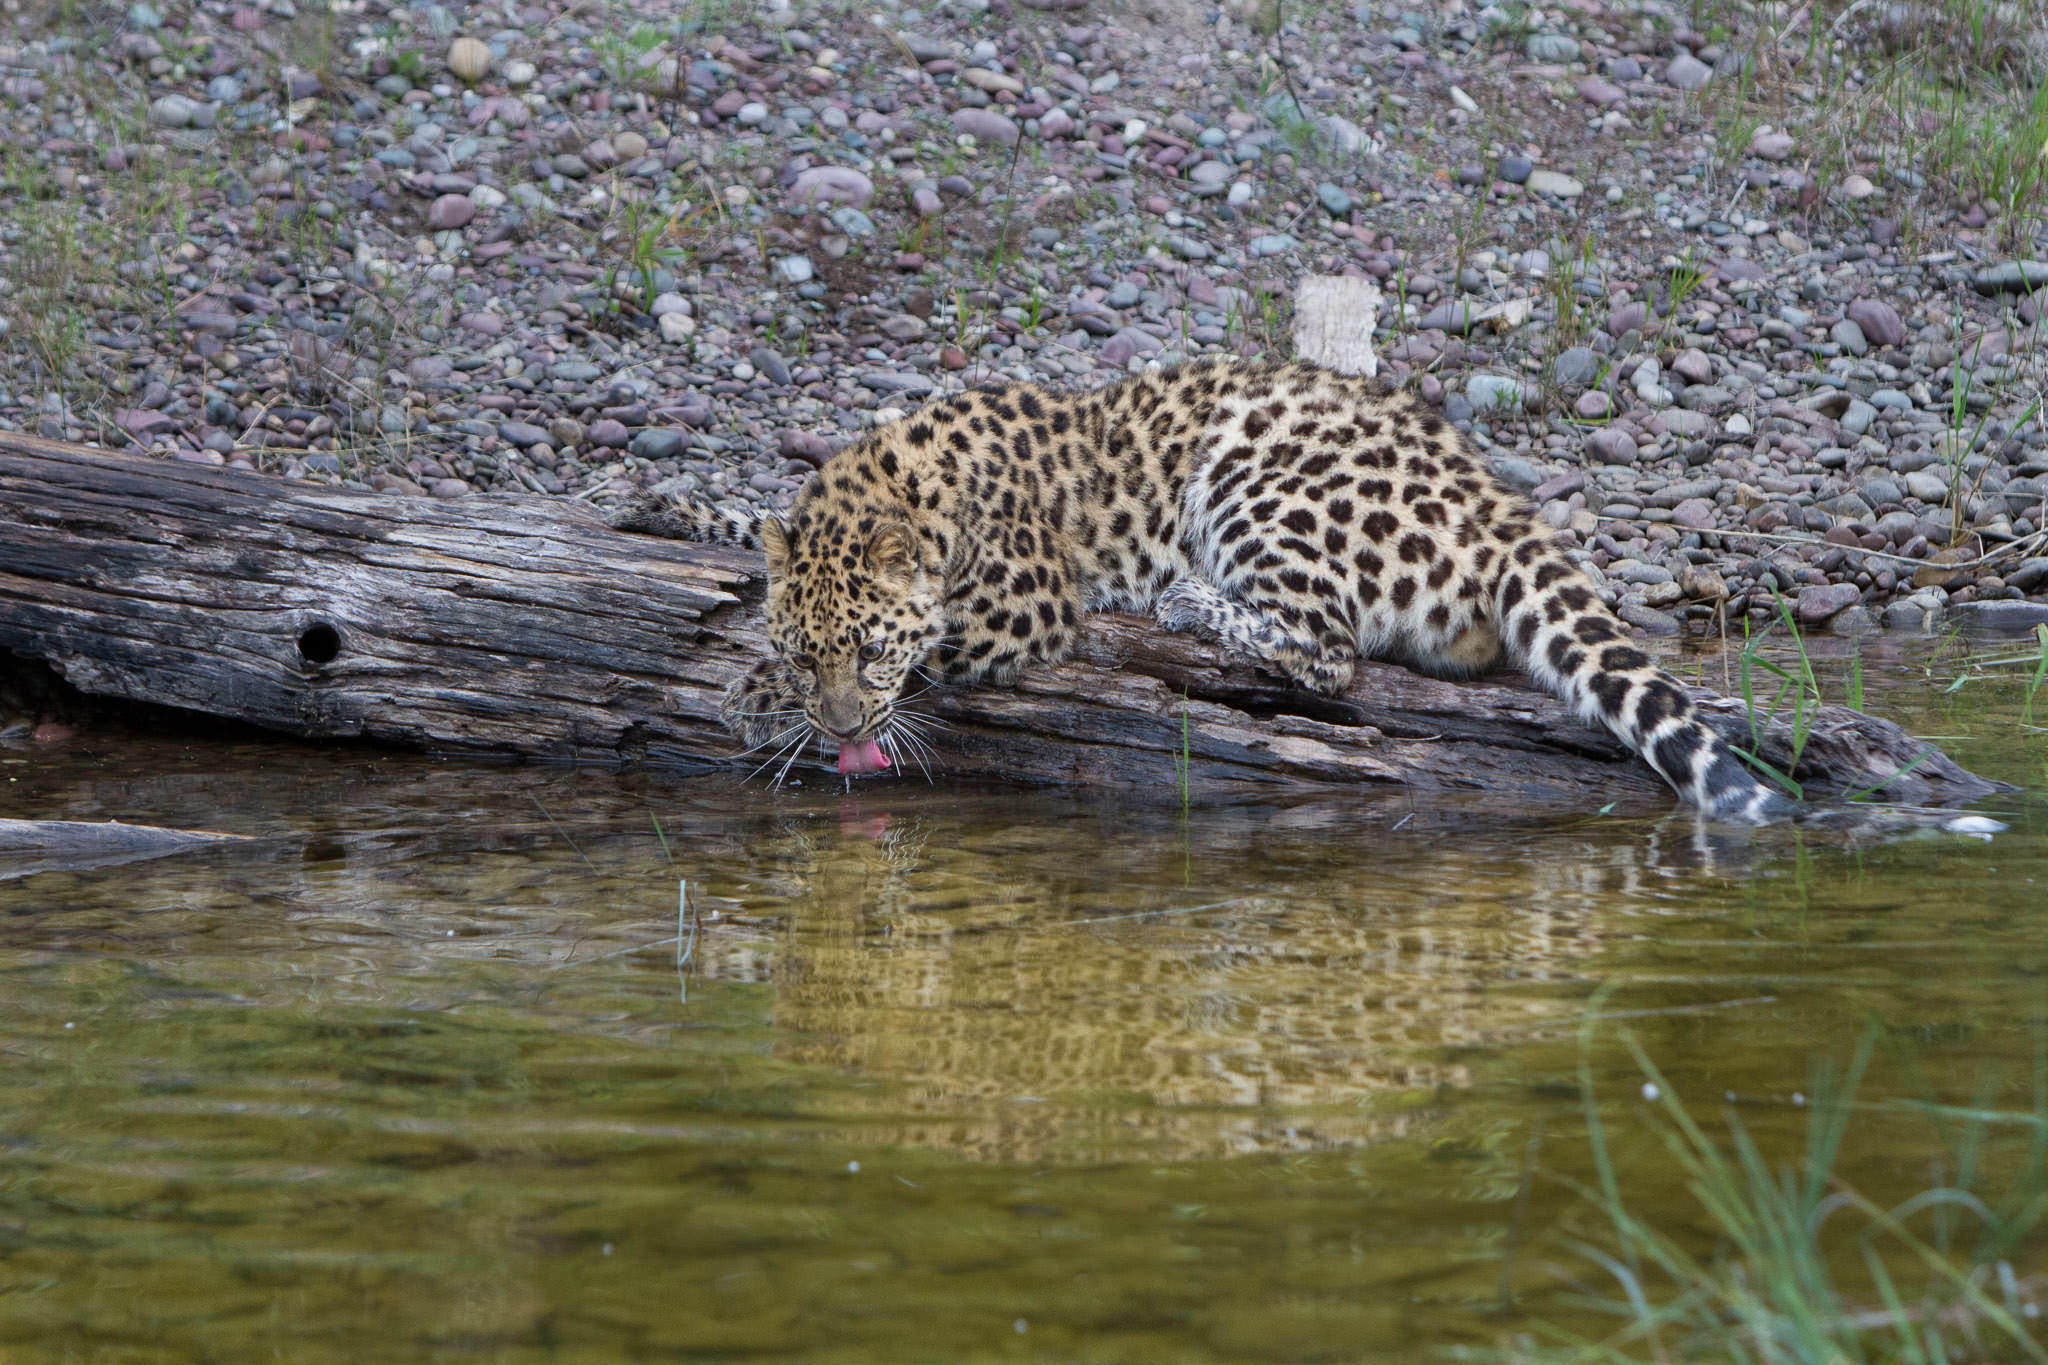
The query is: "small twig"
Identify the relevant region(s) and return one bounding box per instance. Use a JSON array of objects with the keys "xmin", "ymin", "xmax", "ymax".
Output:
[
  {"xmin": 1827, "ymin": 0, "xmax": 1882, "ymax": 38},
  {"xmin": 1597, "ymin": 517, "xmax": 2048, "ymax": 573},
  {"xmin": 1060, "ymin": 896, "xmax": 1251, "ymax": 928},
  {"xmin": 549, "ymin": 933, "xmax": 679, "ymax": 968},
  {"xmin": 531, "ymin": 793, "xmax": 597, "ymax": 871},
  {"xmin": 676, "ymin": 877, "xmax": 695, "ymax": 1002}
]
